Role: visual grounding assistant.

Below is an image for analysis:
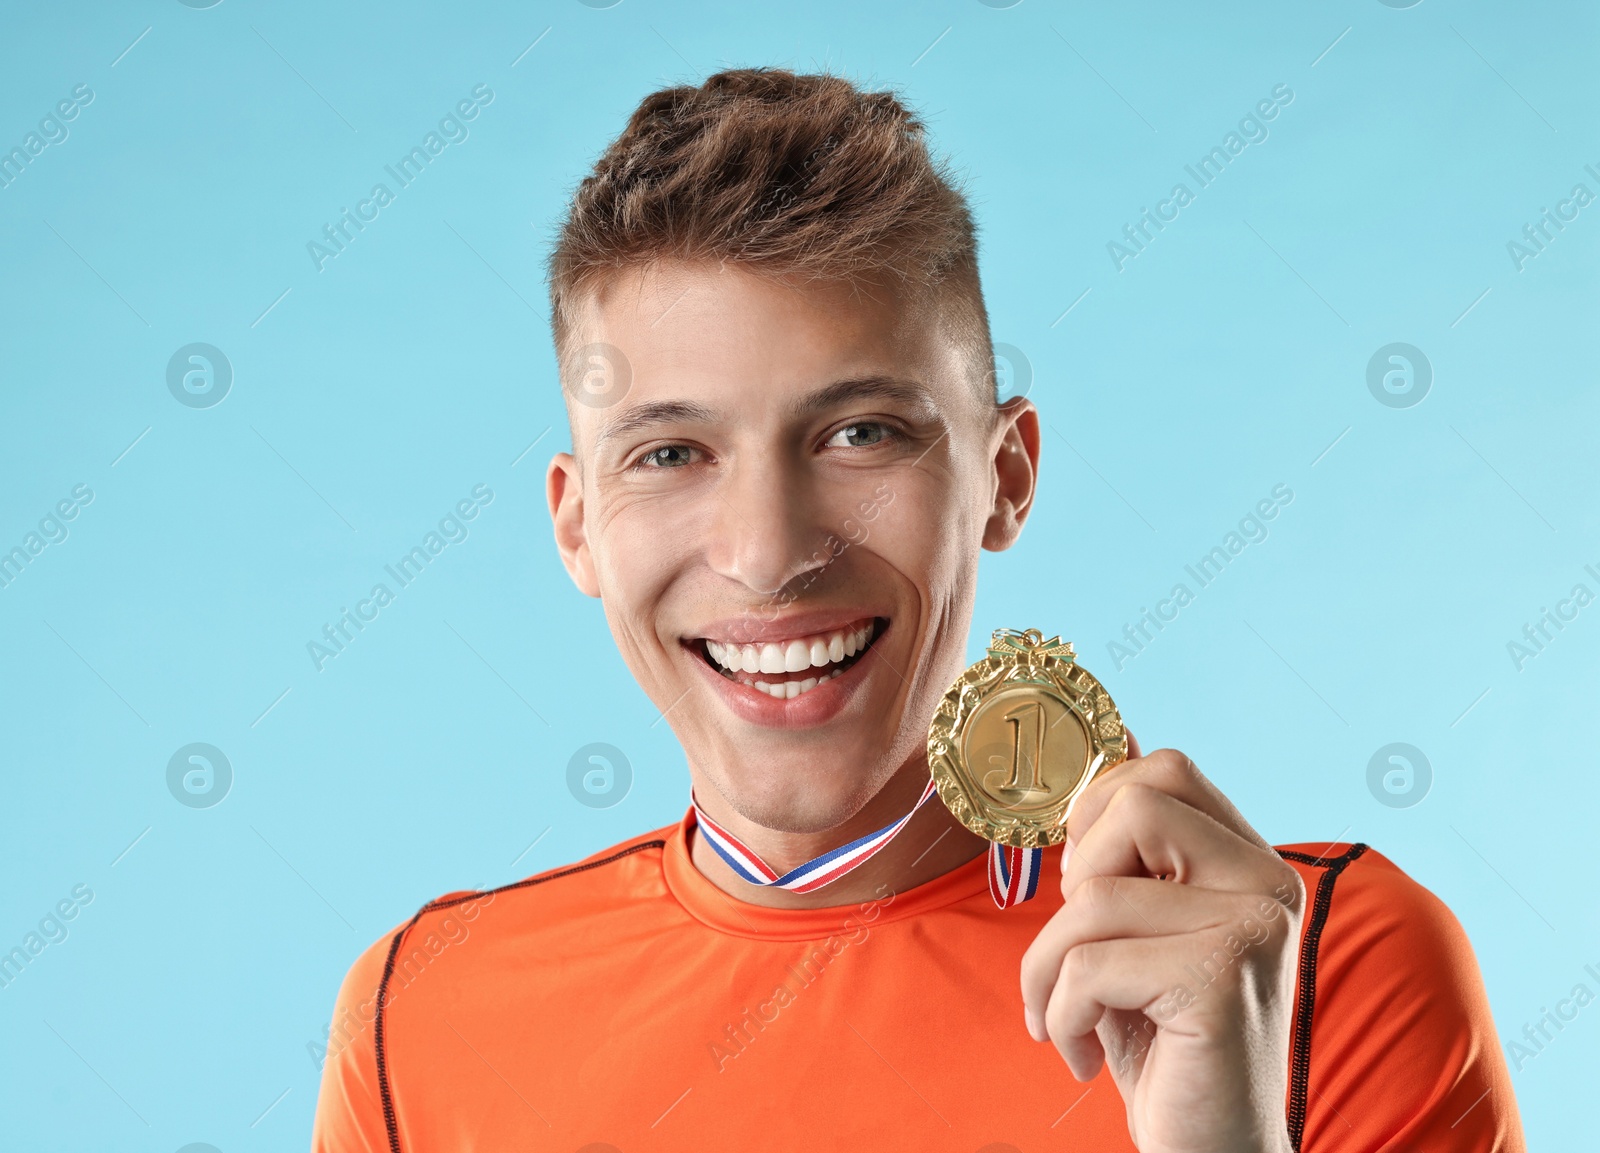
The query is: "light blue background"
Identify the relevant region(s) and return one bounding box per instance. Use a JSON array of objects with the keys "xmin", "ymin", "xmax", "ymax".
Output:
[{"xmin": 2, "ymin": 0, "xmax": 1595, "ymax": 1148}]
